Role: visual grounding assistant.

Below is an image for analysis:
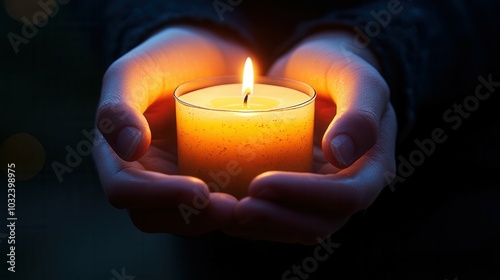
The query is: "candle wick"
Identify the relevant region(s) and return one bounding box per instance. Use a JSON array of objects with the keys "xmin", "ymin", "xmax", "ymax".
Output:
[{"xmin": 243, "ymin": 89, "xmax": 251, "ymax": 108}]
